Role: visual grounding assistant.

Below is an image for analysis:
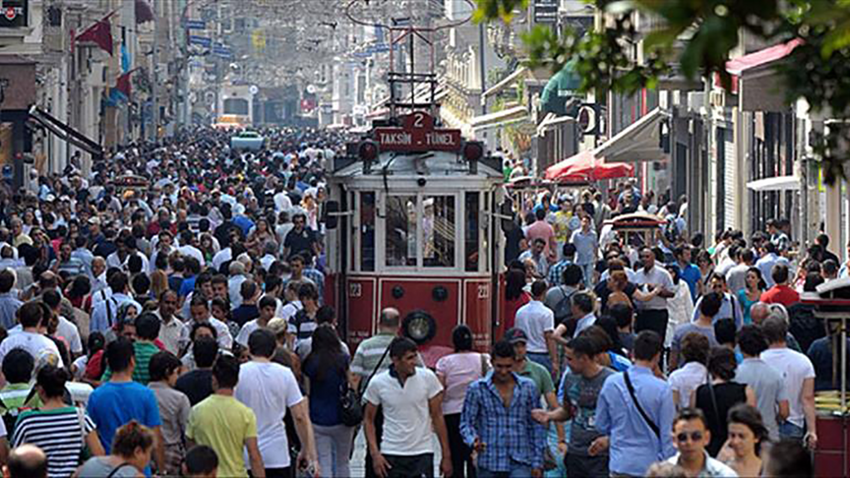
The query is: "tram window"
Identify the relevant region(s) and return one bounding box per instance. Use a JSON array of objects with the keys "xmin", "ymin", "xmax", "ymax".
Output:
[
  {"xmin": 423, "ymin": 196, "xmax": 455, "ymax": 268},
  {"xmin": 465, "ymin": 192, "xmax": 480, "ymax": 272},
  {"xmin": 385, "ymin": 196, "xmax": 417, "ymax": 267},
  {"xmin": 360, "ymin": 192, "xmax": 375, "ymax": 271}
]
